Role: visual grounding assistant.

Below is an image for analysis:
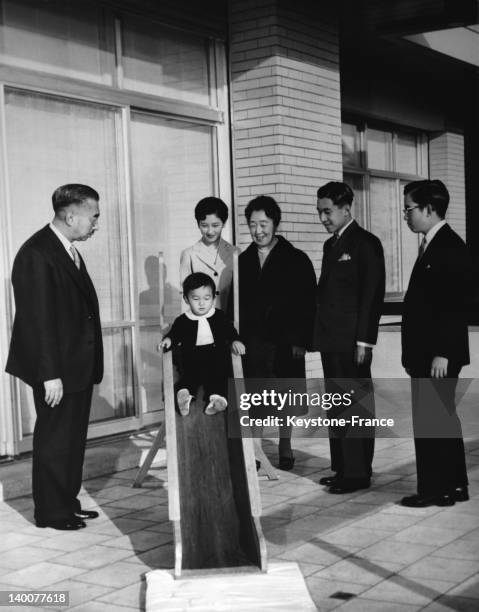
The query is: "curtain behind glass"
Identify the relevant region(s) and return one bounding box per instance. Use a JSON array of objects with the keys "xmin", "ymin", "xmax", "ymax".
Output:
[{"xmin": 4, "ymin": 89, "xmax": 133, "ymax": 429}]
